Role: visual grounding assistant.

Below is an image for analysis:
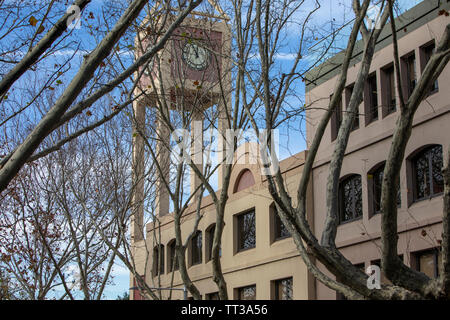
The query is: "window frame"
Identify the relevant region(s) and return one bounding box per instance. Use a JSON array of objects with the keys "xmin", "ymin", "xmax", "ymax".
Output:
[
  {"xmin": 330, "ymin": 93, "xmax": 343, "ymax": 141},
  {"xmin": 233, "ymin": 169, "xmax": 256, "ymax": 193},
  {"xmin": 272, "ymin": 277, "xmax": 293, "ymax": 300},
  {"xmin": 205, "ymin": 292, "xmax": 220, "ymax": 300},
  {"xmin": 270, "ymin": 203, "xmax": 291, "ymax": 243},
  {"xmin": 368, "ymin": 162, "xmax": 401, "ymax": 218},
  {"xmin": 381, "ymin": 64, "xmax": 397, "ymax": 116},
  {"xmin": 338, "ymin": 174, "xmax": 363, "ymax": 224},
  {"xmin": 152, "ymin": 244, "xmax": 165, "ymax": 277},
  {"xmin": 205, "ymin": 223, "xmax": 219, "ymax": 262},
  {"xmin": 190, "ymin": 230, "xmax": 203, "ymax": 266},
  {"xmin": 345, "ymin": 83, "xmax": 359, "ymax": 131},
  {"xmin": 401, "ymin": 51, "xmax": 417, "ymax": 99},
  {"xmin": 236, "ymin": 284, "xmax": 256, "ymax": 300},
  {"xmin": 419, "ymin": 40, "xmax": 439, "ymax": 96},
  {"xmin": 410, "ymin": 144, "xmax": 444, "ymax": 203},
  {"xmin": 167, "ymin": 239, "xmax": 178, "ymax": 273},
  {"xmin": 235, "ymin": 208, "xmax": 256, "ymax": 253},
  {"xmin": 414, "ymin": 248, "xmax": 442, "ymax": 279},
  {"xmin": 364, "ymin": 72, "xmax": 378, "ymax": 124}
]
